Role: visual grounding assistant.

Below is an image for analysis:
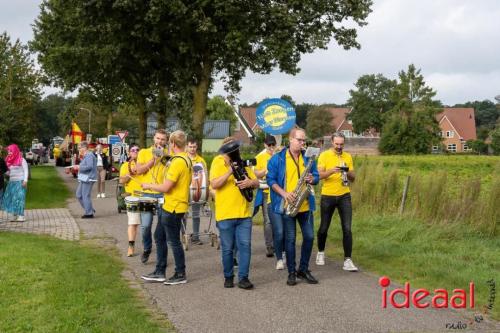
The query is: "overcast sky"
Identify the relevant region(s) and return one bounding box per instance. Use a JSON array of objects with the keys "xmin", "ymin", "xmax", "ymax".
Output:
[{"xmin": 2, "ymin": 0, "xmax": 499, "ymax": 106}]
